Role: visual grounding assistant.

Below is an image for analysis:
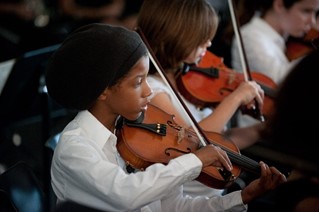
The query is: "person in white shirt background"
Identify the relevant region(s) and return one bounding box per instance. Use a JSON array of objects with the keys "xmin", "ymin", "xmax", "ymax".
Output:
[{"xmin": 230, "ymin": 0, "xmax": 319, "ymax": 127}]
